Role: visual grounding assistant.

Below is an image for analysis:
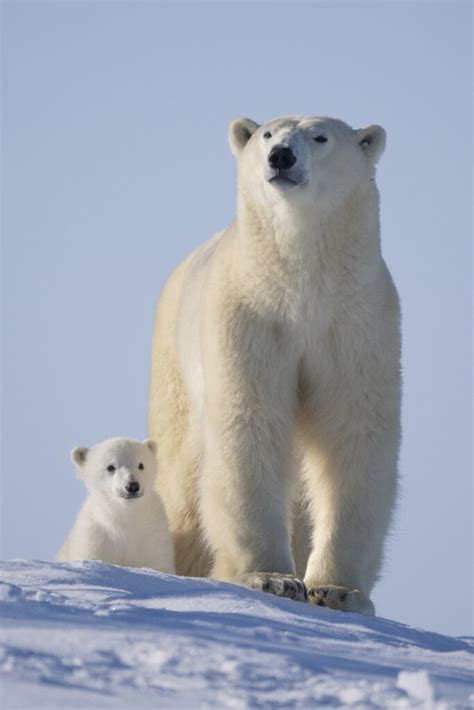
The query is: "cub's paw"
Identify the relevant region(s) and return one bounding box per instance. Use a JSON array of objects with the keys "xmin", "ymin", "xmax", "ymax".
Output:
[
  {"xmin": 306, "ymin": 584, "xmax": 375, "ymax": 615},
  {"xmin": 240, "ymin": 572, "xmax": 308, "ymax": 602}
]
